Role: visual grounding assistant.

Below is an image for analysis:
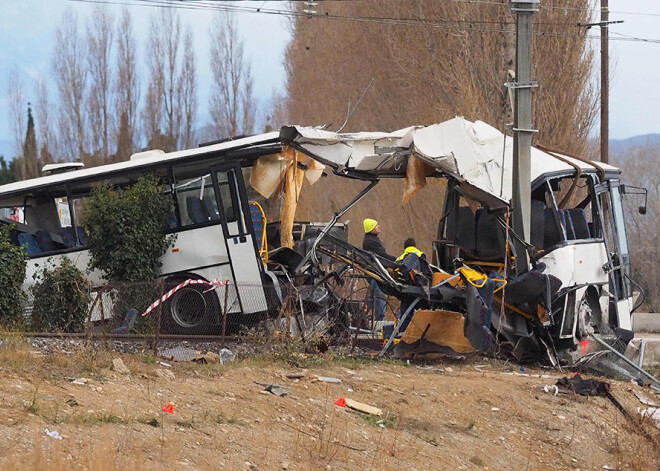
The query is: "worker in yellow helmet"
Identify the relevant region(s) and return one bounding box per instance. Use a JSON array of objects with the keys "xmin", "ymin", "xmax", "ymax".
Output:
[
  {"xmin": 362, "ymin": 218, "xmax": 394, "ymax": 321},
  {"xmin": 396, "ymin": 238, "xmax": 430, "ymax": 332}
]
